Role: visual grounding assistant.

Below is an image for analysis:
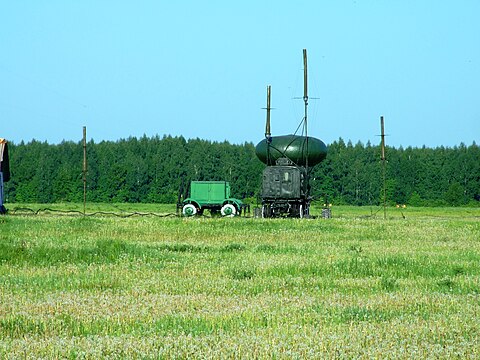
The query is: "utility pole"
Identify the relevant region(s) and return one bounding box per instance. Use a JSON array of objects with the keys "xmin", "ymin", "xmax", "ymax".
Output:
[
  {"xmin": 380, "ymin": 116, "xmax": 386, "ymax": 220},
  {"xmin": 83, "ymin": 126, "xmax": 87, "ymax": 216}
]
